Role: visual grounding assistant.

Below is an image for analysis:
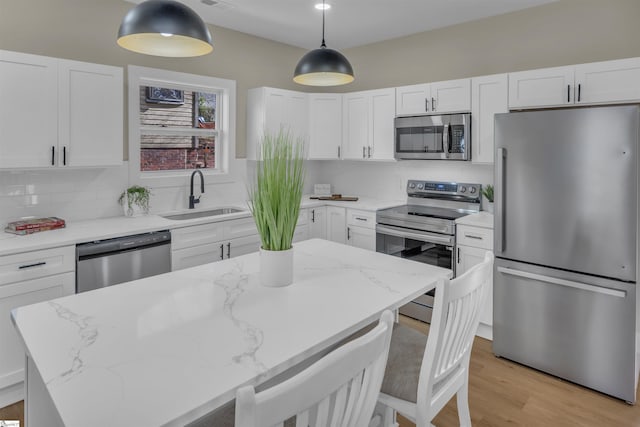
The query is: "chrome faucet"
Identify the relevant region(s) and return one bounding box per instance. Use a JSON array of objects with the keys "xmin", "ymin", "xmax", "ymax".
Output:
[{"xmin": 189, "ymin": 169, "xmax": 204, "ymax": 209}]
